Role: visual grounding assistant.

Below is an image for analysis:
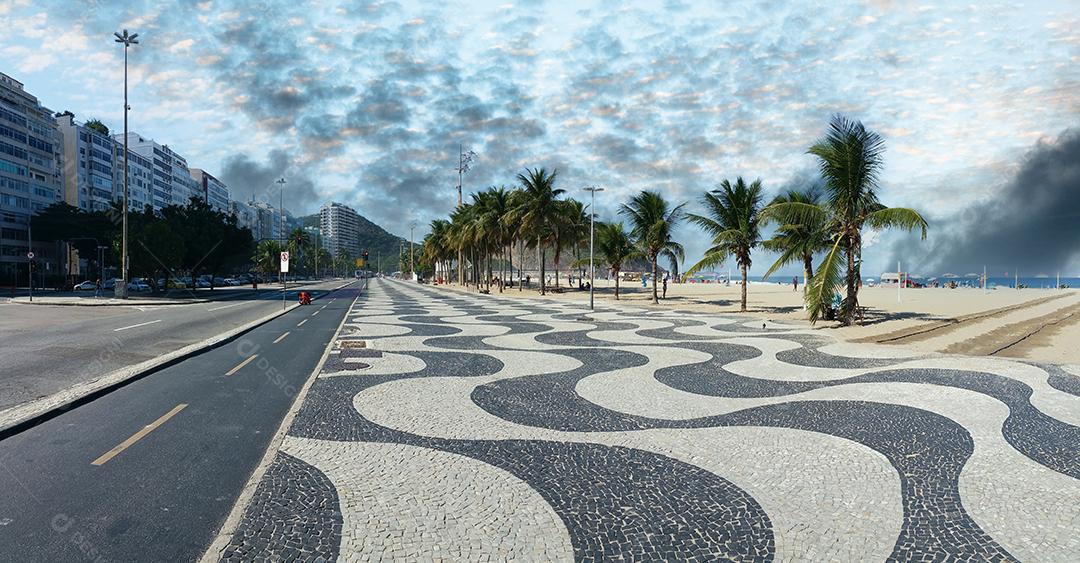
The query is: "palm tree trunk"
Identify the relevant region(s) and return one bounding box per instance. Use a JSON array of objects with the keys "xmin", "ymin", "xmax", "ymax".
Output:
[
  {"xmin": 504, "ymin": 244, "xmax": 510, "ymax": 293},
  {"xmin": 651, "ymin": 255, "xmax": 658, "ymax": 304},
  {"xmin": 519, "ymin": 240, "xmax": 524, "ymax": 292},
  {"xmin": 540, "ymin": 246, "xmax": 547, "ymax": 295},
  {"xmin": 614, "ymin": 267, "xmax": 620, "ymax": 300},
  {"xmin": 740, "ymin": 263, "xmax": 748, "ymax": 312},
  {"xmin": 802, "ymin": 254, "xmax": 814, "ymax": 294},
  {"xmin": 843, "ymin": 233, "xmax": 858, "ymax": 325}
]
